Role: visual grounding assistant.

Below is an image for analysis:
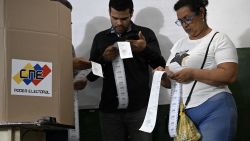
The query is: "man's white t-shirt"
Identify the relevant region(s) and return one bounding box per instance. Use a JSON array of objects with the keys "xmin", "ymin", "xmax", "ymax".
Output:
[{"xmin": 166, "ymin": 30, "xmax": 238, "ymax": 109}]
